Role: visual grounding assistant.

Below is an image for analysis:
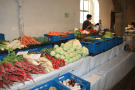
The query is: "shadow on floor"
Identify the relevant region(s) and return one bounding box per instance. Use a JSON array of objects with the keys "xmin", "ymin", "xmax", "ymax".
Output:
[{"xmin": 111, "ymin": 67, "xmax": 135, "ymax": 90}]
